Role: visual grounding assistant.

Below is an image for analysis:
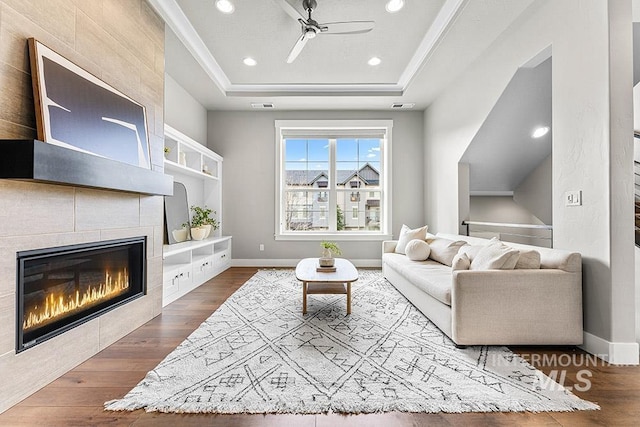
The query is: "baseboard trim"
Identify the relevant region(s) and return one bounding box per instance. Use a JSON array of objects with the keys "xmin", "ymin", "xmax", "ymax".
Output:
[
  {"xmin": 580, "ymin": 332, "xmax": 639, "ymax": 365},
  {"xmin": 232, "ymin": 259, "xmax": 382, "ymax": 268}
]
